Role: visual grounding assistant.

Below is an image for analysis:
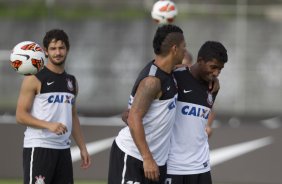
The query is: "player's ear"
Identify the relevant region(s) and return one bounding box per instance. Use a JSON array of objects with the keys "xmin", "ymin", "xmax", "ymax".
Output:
[
  {"xmin": 171, "ymin": 45, "xmax": 177, "ymax": 54},
  {"xmin": 44, "ymin": 48, "xmax": 48, "ymax": 58}
]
